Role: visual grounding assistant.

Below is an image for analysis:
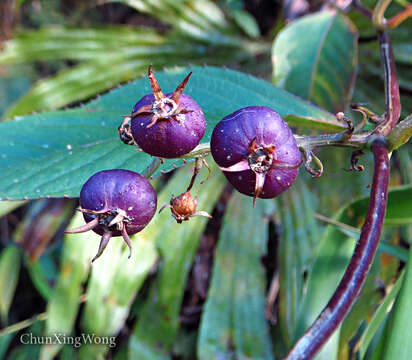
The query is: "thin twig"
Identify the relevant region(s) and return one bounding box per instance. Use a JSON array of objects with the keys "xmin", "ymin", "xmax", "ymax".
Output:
[
  {"xmin": 387, "ymin": 4, "xmax": 412, "ymax": 28},
  {"xmin": 352, "ymin": 0, "xmax": 373, "ymax": 19},
  {"xmin": 374, "ymin": 31, "xmax": 402, "ymax": 136},
  {"xmin": 0, "ymin": 313, "xmax": 48, "ymax": 337},
  {"xmin": 372, "ymin": 0, "xmax": 393, "ymax": 29},
  {"xmin": 143, "ymin": 158, "xmax": 162, "ymax": 178},
  {"xmin": 285, "ymin": 138, "xmax": 389, "ymax": 359}
]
